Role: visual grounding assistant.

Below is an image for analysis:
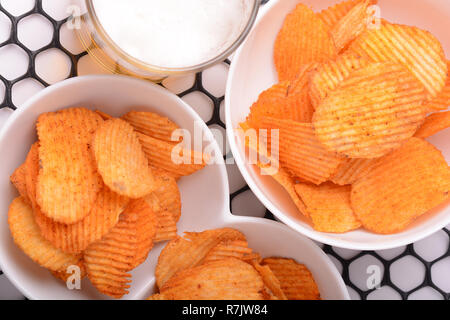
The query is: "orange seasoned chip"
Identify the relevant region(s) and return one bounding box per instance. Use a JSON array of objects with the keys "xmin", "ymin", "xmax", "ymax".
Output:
[
  {"xmin": 330, "ymin": 0, "xmax": 371, "ymax": 52},
  {"xmin": 143, "ymin": 187, "xmax": 177, "ymax": 243},
  {"xmin": 261, "ymin": 165, "xmax": 309, "ymax": 218},
  {"xmin": 319, "ymin": 0, "xmax": 376, "ymax": 29},
  {"xmin": 24, "ymin": 143, "xmax": 39, "ymax": 209},
  {"xmin": 202, "ymin": 240, "xmax": 253, "ymax": 264},
  {"xmin": 122, "ymin": 111, "xmax": 180, "ymax": 142},
  {"xmin": 247, "ymin": 71, "xmax": 317, "ymax": 126},
  {"xmin": 144, "ymin": 192, "xmax": 162, "ymax": 212},
  {"xmin": 93, "ymin": 118, "xmax": 155, "ymax": 199},
  {"xmin": 95, "ymin": 110, "xmax": 113, "ymax": 121},
  {"xmin": 426, "ymin": 61, "xmax": 450, "ymax": 111},
  {"xmin": 284, "ymin": 63, "xmax": 318, "ymax": 123},
  {"xmin": 259, "ymin": 117, "xmax": 345, "ymax": 185},
  {"xmin": 294, "ymin": 182, "xmax": 361, "ymax": 233},
  {"xmin": 262, "ymin": 257, "xmax": 320, "ymax": 300},
  {"xmin": 8, "ymin": 197, "xmax": 82, "ymax": 272},
  {"xmin": 10, "ymin": 163, "xmax": 29, "ymax": 204},
  {"xmin": 313, "ymin": 62, "xmax": 427, "ymax": 158},
  {"xmin": 152, "ymin": 170, "xmax": 181, "ymax": 222},
  {"xmin": 351, "ymin": 138, "xmax": 450, "ymax": 234},
  {"xmin": 309, "ymin": 53, "xmax": 370, "ymax": 108},
  {"xmin": 245, "ymin": 82, "xmax": 290, "ymax": 129},
  {"xmin": 155, "ymin": 228, "xmax": 246, "ymax": 288},
  {"xmin": 138, "ymin": 132, "xmax": 208, "ymax": 178},
  {"xmin": 347, "ymin": 22, "xmax": 448, "ymax": 98},
  {"xmin": 147, "ymin": 293, "xmax": 166, "ymax": 300},
  {"xmin": 414, "ymin": 111, "xmax": 450, "ymax": 139},
  {"xmin": 35, "ymin": 187, "xmax": 129, "ymax": 254},
  {"xmin": 123, "ymin": 198, "xmax": 158, "ymax": 269},
  {"xmin": 84, "ymin": 206, "xmax": 141, "ymax": 298},
  {"xmin": 252, "ymin": 262, "xmax": 287, "ymax": 300},
  {"xmin": 153, "ymin": 209, "xmax": 177, "ymax": 243},
  {"xmin": 242, "ymin": 252, "xmax": 263, "ymax": 264},
  {"xmin": 274, "ymin": 4, "xmax": 337, "ymax": 81},
  {"xmin": 240, "ymin": 125, "xmax": 308, "ymax": 216},
  {"xmin": 331, "ymin": 158, "xmax": 376, "ymax": 185},
  {"xmin": 158, "ymin": 259, "xmax": 265, "ymax": 300},
  {"xmin": 36, "ymin": 107, "xmax": 103, "ymax": 224}
]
